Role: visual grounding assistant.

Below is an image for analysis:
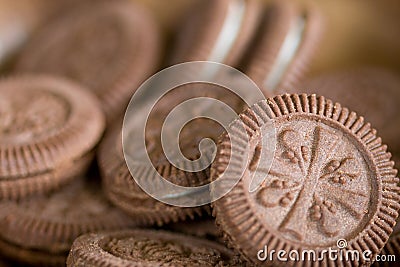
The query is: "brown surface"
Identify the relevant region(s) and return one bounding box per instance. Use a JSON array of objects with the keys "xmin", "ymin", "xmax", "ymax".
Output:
[
  {"xmin": 163, "ymin": 217, "xmax": 222, "ymax": 242},
  {"xmin": 0, "ymin": 75, "xmax": 104, "ymax": 200},
  {"xmin": 300, "ymin": 68, "xmax": 400, "ymax": 156},
  {"xmin": 244, "ymin": 0, "xmax": 323, "ymax": 96},
  {"xmin": 15, "ymin": 0, "xmax": 161, "ymax": 122},
  {"xmin": 0, "ymin": 175, "xmax": 138, "ymax": 266},
  {"xmin": 211, "ymin": 94, "xmax": 400, "ymax": 265},
  {"xmin": 67, "ymin": 229, "xmax": 245, "ymax": 266}
]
